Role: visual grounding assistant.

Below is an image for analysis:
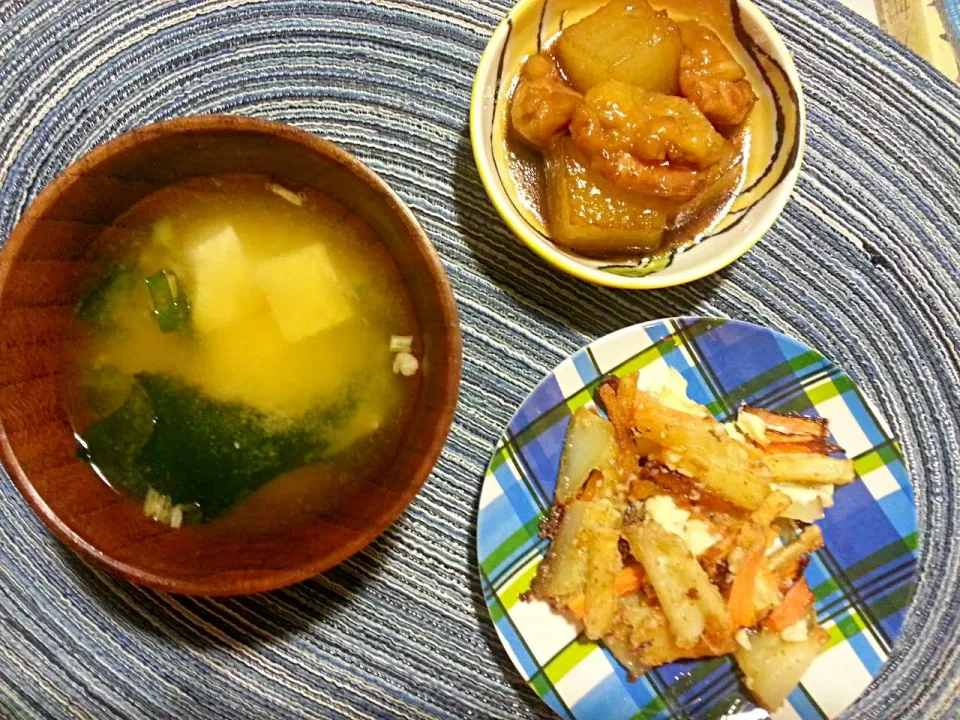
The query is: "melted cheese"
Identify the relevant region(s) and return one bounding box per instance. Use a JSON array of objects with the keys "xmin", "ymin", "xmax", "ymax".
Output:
[
  {"xmin": 736, "ymin": 411, "xmax": 769, "ymax": 444},
  {"xmin": 780, "ymin": 619, "xmax": 810, "ymax": 643},
  {"xmin": 645, "ymin": 495, "xmax": 720, "ymax": 556},
  {"xmin": 636, "ymin": 364, "xmax": 709, "ymax": 417}
]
